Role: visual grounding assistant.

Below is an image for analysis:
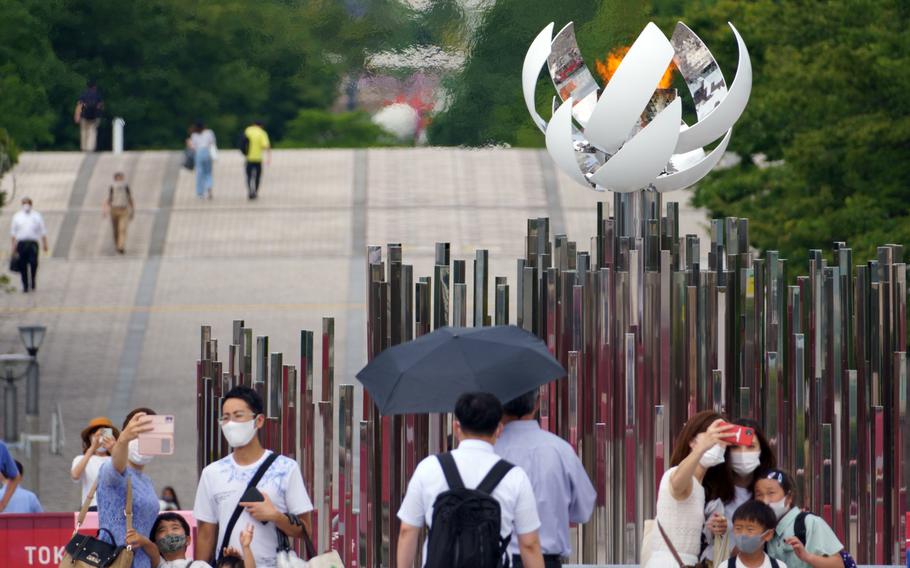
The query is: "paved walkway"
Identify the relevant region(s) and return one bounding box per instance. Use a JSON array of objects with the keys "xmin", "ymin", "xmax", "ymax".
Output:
[{"xmin": 0, "ymin": 149, "xmax": 710, "ymax": 512}]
